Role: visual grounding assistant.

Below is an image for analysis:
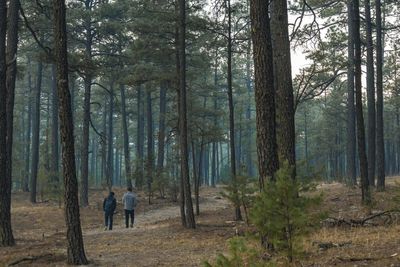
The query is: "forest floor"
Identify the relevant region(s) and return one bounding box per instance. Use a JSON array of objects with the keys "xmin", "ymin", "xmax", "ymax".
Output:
[{"xmin": 1, "ymin": 178, "xmax": 400, "ymax": 267}]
